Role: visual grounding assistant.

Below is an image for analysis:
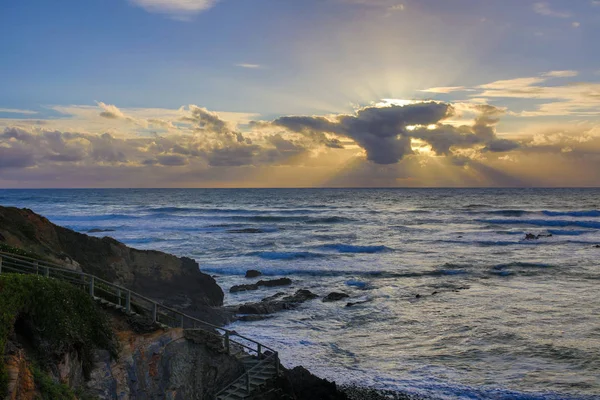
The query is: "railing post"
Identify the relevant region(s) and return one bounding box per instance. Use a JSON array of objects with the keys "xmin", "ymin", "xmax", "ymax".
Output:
[
  {"xmin": 117, "ymin": 288, "xmax": 121, "ymax": 306},
  {"xmin": 44, "ymin": 267, "xmax": 49, "ymax": 278},
  {"xmin": 257, "ymin": 343, "xmax": 262, "ymax": 359},
  {"xmin": 125, "ymin": 290, "xmax": 131, "ymax": 314},
  {"xmin": 180, "ymin": 314, "xmax": 185, "ymax": 328},
  {"xmin": 153, "ymin": 303, "xmax": 158, "ymax": 323},
  {"xmin": 245, "ymin": 373, "xmax": 250, "ymax": 393},
  {"xmin": 225, "ymin": 332, "xmax": 230, "ymax": 355},
  {"xmin": 0, "ymin": 256, "xmax": 3, "ymax": 274},
  {"xmin": 89, "ymin": 276, "xmax": 95, "ymax": 297},
  {"xmin": 275, "ymin": 352, "xmax": 280, "ymax": 375},
  {"xmin": 34, "ymin": 261, "xmax": 39, "ymax": 275}
]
